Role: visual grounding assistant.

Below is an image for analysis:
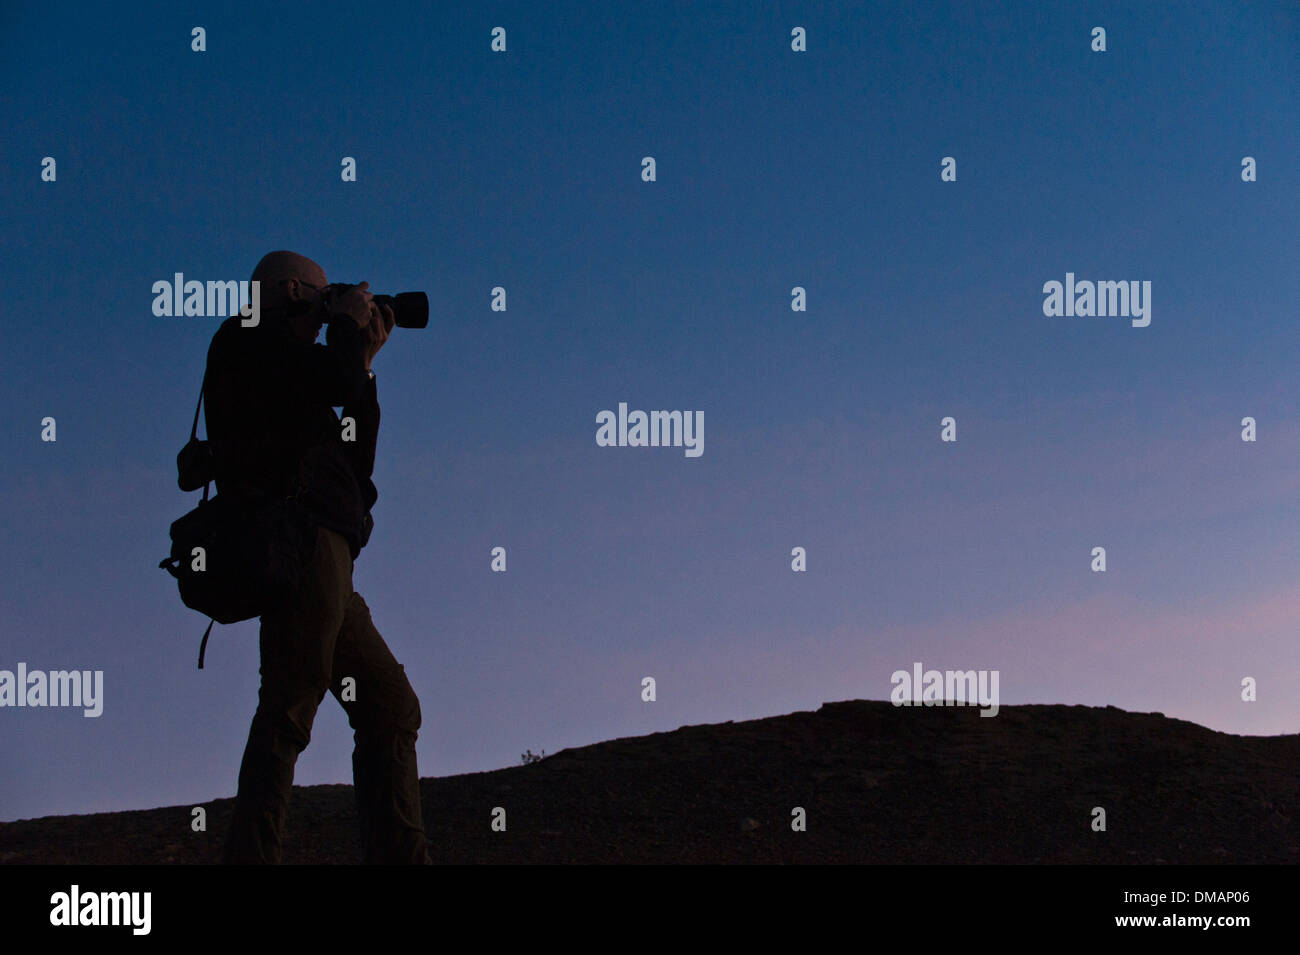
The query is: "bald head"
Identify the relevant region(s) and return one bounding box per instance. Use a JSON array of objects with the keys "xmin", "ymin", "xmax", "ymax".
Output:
[
  {"xmin": 251, "ymin": 250, "xmax": 327, "ymax": 311},
  {"xmin": 249, "ymin": 250, "xmax": 331, "ymax": 341},
  {"xmin": 252, "ymin": 250, "xmax": 326, "ymax": 286}
]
